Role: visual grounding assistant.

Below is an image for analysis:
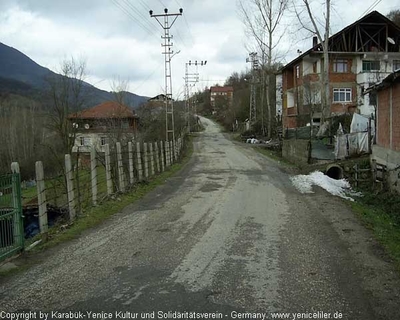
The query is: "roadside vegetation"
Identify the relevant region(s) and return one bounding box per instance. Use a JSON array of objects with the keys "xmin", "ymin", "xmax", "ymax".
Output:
[
  {"xmin": 352, "ymin": 190, "xmax": 400, "ymax": 271},
  {"xmin": 0, "ymin": 137, "xmax": 193, "ymax": 277}
]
